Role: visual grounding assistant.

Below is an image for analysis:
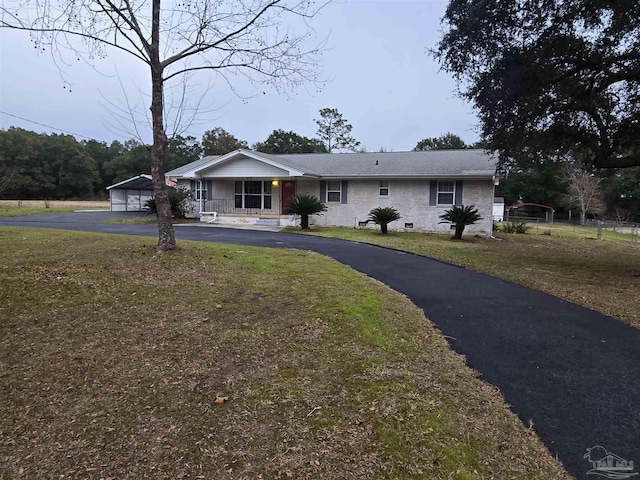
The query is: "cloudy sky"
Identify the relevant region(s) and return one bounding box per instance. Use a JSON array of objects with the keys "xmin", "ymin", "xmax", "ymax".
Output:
[{"xmin": 0, "ymin": 0, "xmax": 479, "ymax": 151}]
